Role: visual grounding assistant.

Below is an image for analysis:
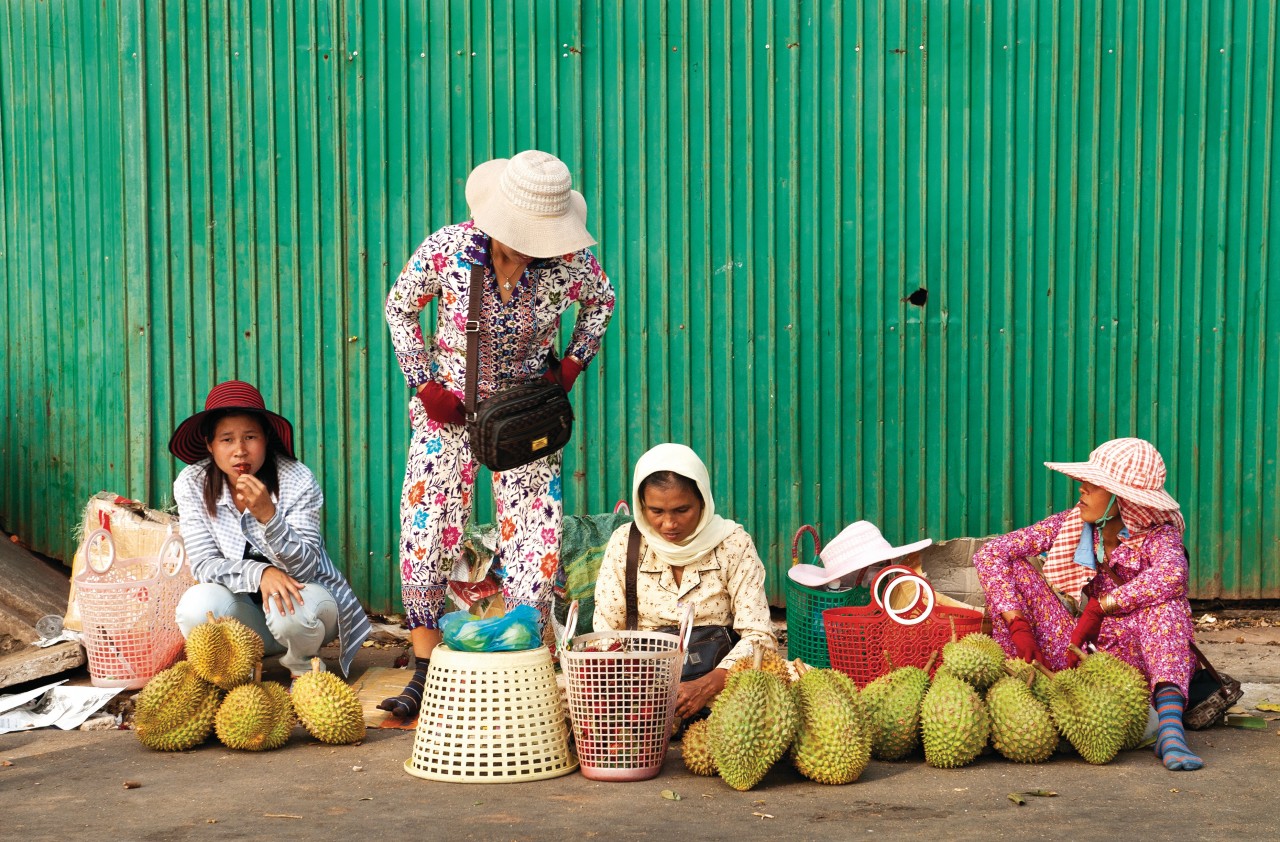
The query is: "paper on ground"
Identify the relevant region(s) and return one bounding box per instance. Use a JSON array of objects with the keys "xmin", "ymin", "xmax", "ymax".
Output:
[{"xmin": 0, "ymin": 681, "xmax": 120, "ymax": 733}]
